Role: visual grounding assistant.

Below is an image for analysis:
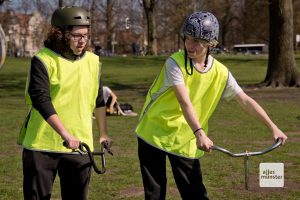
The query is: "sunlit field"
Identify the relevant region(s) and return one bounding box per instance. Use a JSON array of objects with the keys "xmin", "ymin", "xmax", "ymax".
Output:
[{"xmin": 0, "ymin": 54, "xmax": 299, "ymax": 200}]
